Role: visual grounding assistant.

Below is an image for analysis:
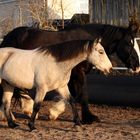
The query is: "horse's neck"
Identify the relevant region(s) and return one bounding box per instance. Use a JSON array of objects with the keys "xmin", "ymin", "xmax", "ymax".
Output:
[
  {"xmin": 24, "ymin": 28, "xmax": 92, "ymax": 48},
  {"xmin": 59, "ymin": 30, "xmax": 92, "ymax": 42},
  {"xmin": 59, "ymin": 52, "xmax": 87, "ymax": 72},
  {"xmin": 82, "ymin": 24, "xmax": 104, "ymax": 36}
]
